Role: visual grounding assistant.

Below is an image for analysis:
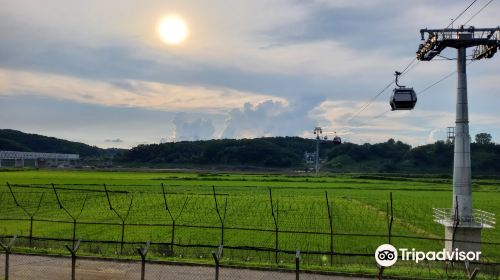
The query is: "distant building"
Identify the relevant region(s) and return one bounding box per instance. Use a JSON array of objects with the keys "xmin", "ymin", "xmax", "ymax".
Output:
[
  {"xmin": 304, "ymin": 152, "xmax": 316, "ymax": 164},
  {"xmin": 0, "ymin": 151, "xmax": 79, "ymax": 168}
]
